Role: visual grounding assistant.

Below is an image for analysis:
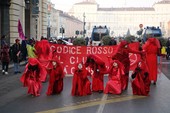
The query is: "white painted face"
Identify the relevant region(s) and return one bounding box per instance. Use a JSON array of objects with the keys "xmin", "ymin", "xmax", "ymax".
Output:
[
  {"xmin": 125, "ymin": 45, "xmax": 128, "ymax": 48},
  {"xmin": 52, "ymin": 61, "xmax": 57, "ymax": 66},
  {"xmin": 138, "ymin": 62, "xmax": 142, "ymax": 67},
  {"xmin": 78, "ymin": 63, "xmax": 83, "ymax": 70},
  {"xmin": 113, "ymin": 62, "xmax": 118, "ymax": 67}
]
